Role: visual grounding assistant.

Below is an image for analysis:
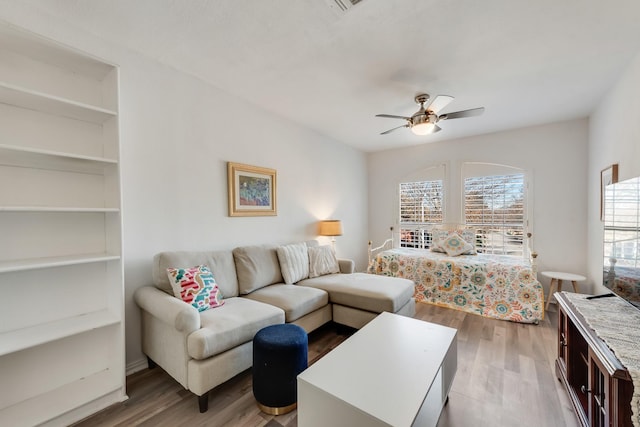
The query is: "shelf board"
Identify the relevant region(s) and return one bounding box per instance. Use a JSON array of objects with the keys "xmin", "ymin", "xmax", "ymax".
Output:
[
  {"xmin": 0, "ymin": 143, "xmax": 117, "ymax": 165},
  {"xmin": 0, "ymin": 367, "xmax": 123, "ymax": 427},
  {"xmin": 0, "ymin": 206, "xmax": 120, "ymax": 213},
  {"xmin": 0, "ymin": 24, "xmax": 116, "ymax": 80},
  {"xmin": 0, "ymin": 81, "xmax": 117, "ymax": 124},
  {"xmin": 0, "ymin": 309, "xmax": 121, "ymax": 356},
  {"xmin": 0, "ymin": 253, "xmax": 121, "ymax": 274},
  {"xmin": 580, "ymin": 352, "xmax": 588, "ymax": 366},
  {"xmin": 0, "ymin": 143, "xmax": 118, "ymax": 175}
]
